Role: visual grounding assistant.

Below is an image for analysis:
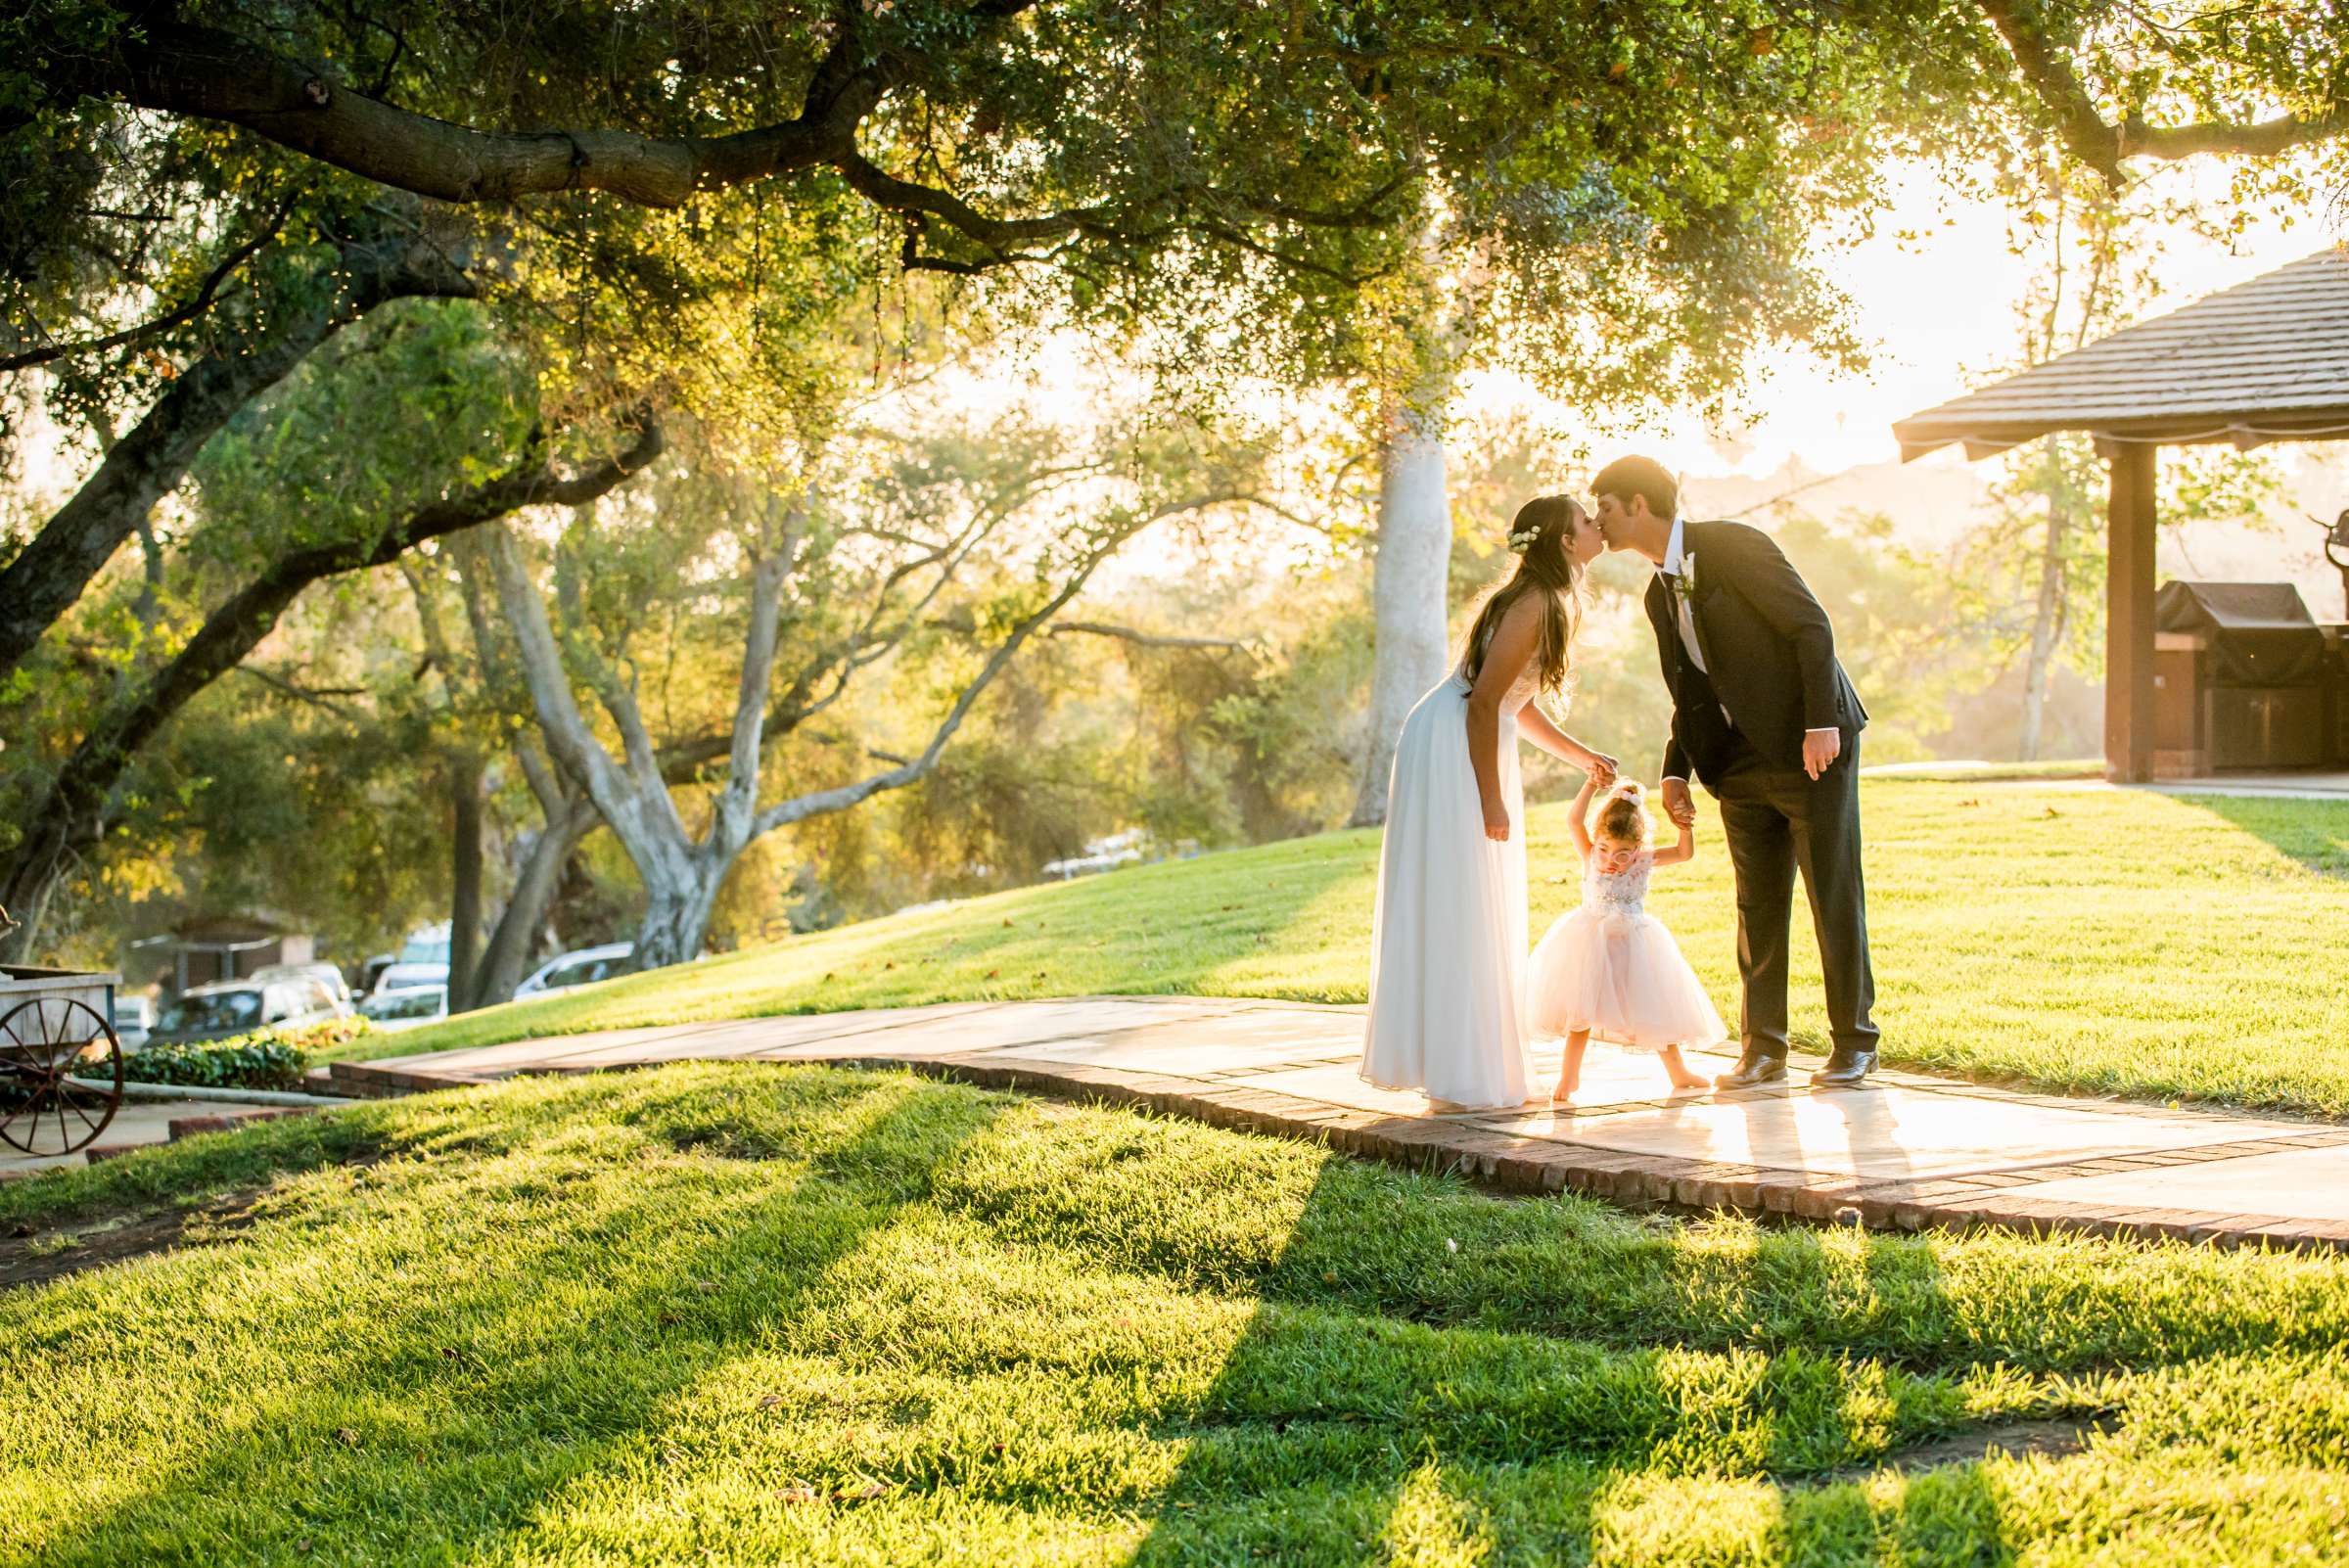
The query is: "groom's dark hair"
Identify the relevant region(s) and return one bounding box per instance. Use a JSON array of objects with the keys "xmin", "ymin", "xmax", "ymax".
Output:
[{"xmin": 1592, "ymin": 455, "xmax": 1678, "ymax": 522}]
